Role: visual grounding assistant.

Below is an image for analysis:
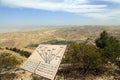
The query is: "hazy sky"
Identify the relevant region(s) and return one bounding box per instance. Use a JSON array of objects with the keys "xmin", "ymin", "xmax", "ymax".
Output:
[{"xmin": 0, "ymin": 0, "xmax": 120, "ymax": 29}]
